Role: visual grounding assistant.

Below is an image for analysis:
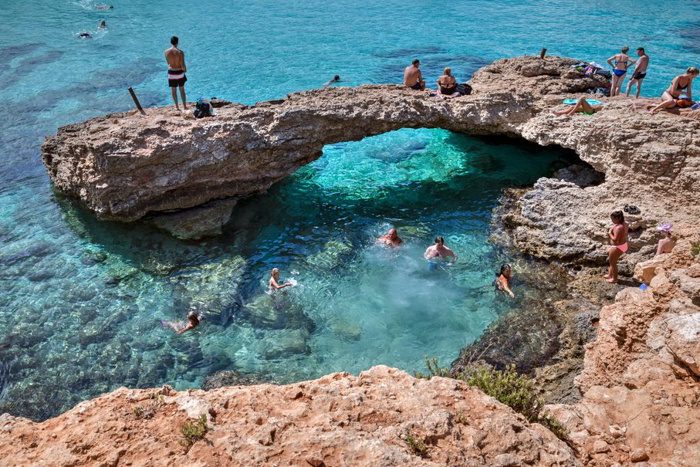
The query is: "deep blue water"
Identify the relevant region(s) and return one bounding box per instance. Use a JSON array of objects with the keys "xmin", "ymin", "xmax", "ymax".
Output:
[{"xmin": 1, "ymin": 0, "xmax": 699, "ymax": 420}]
